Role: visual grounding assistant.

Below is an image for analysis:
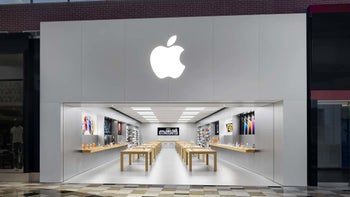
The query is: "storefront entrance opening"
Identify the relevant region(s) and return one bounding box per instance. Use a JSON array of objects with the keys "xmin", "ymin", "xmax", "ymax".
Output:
[{"xmin": 62, "ymin": 102, "xmax": 281, "ymax": 186}]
